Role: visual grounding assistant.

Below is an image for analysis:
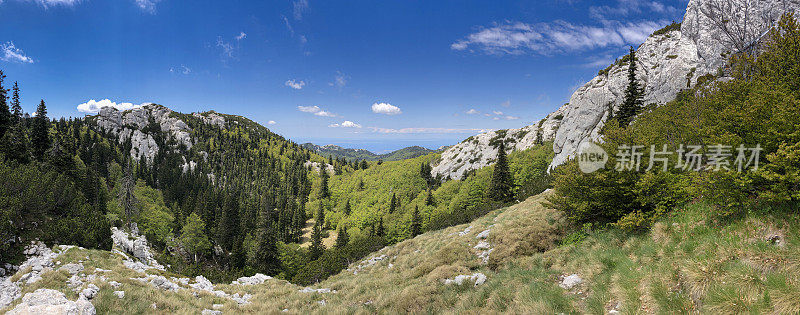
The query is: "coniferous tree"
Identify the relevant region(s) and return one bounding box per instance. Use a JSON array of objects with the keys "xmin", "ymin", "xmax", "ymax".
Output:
[
  {"xmin": 253, "ymin": 206, "xmax": 279, "ymax": 274},
  {"xmin": 411, "ymin": 205, "xmax": 422, "ymax": 237},
  {"xmin": 425, "ymin": 188, "xmax": 434, "ymax": 206},
  {"xmin": 309, "ymin": 222, "xmax": 324, "ymax": 260},
  {"xmin": 30, "ymin": 100, "xmax": 51, "ymax": 160},
  {"xmin": 389, "ymin": 193, "xmax": 397, "ymax": 214},
  {"xmin": 615, "ymin": 46, "xmax": 644, "ymax": 127},
  {"xmin": 318, "ymin": 168, "xmax": 330, "ymax": 199},
  {"xmin": 316, "ymin": 202, "xmax": 325, "ymax": 230},
  {"xmin": 2, "ymin": 122, "xmax": 30, "ymax": 163},
  {"xmin": 343, "ymin": 199, "xmax": 351, "ymax": 216},
  {"xmin": 11, "ymin": 82, "xmax": 21, "ymax": 121},
  {"xmin": 335, "ymin": 225, "xmax": 349, "ymax": 249},
  {"xmin": 488, "ymin": 141, "xmax": 514, "ymax": 203},
  {"xmin": 119, "ymin": 161, "xmax": 139, "ymax": 230},
  {"xmin": 0, "ymin": 70, "xmax": 10, "ymax": 138},
  {"xmin": 377, "ymin": 218, "xmax": 385, "ymax": 238}
]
